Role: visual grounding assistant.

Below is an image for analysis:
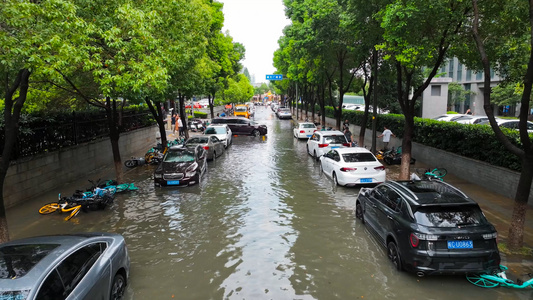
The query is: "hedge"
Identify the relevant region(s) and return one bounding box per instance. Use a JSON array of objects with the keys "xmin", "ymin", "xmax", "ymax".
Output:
[{"xmin": 323, "ymin": 107, "xmax": 530, "ymax": 172}]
